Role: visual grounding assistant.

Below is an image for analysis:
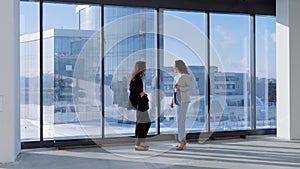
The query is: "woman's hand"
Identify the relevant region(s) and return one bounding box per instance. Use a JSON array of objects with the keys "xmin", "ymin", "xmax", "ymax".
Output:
[
  {"xmin": 170, "ymin": 99, "xmax": 174, "ymax": 108},
  {"xmin": 140, "ymin": 92, "xmax": 146, "ymax": 97},
  {"xmin": 175, "ymin": 83, "xmax": 180, "ymax": 90}
]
